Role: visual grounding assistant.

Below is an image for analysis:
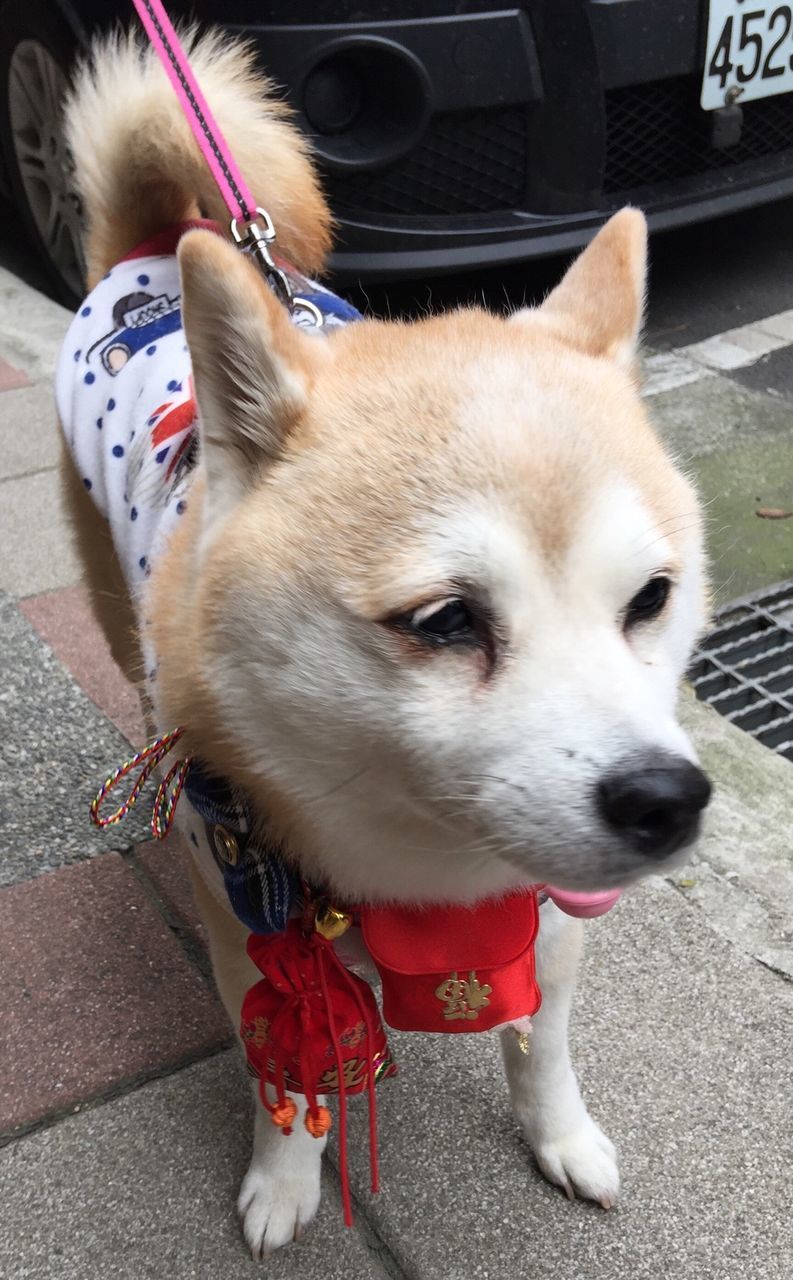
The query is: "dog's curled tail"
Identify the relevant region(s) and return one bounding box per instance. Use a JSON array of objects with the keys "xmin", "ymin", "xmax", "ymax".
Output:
[{"xmin": 65, "ymin": 26, "xmax": 332, "ymax": 286}]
